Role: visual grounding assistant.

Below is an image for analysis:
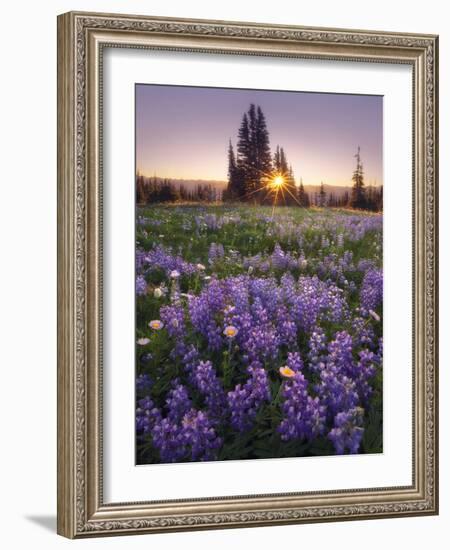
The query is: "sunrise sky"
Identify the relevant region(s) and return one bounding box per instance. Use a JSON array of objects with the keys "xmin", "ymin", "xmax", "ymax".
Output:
[{"xmin": 136, "ymin": 84, "xmax": 383, "ymax": 187}]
